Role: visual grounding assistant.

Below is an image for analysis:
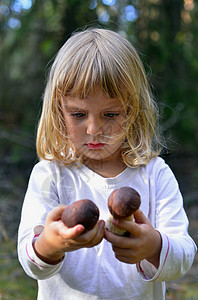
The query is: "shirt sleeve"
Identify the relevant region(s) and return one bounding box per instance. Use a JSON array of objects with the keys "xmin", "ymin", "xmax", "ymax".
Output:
[
  {"xmin": 19, "ymin": 225, "xmax": 65, "ymax": 280},
  {"xmin": 137, "ymin": 158, "xmax": 197, "ymax": 281},
  {"xmin": 17, "ymin": 161, "xmax": 65, "ymax": 280}
]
